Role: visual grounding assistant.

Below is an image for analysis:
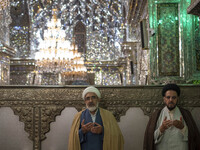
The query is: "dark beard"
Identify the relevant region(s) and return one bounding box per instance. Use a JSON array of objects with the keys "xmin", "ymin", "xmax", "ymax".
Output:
[{"xmin": 167, "ymin": 104, "xmax": 176, "ymax": 111}]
